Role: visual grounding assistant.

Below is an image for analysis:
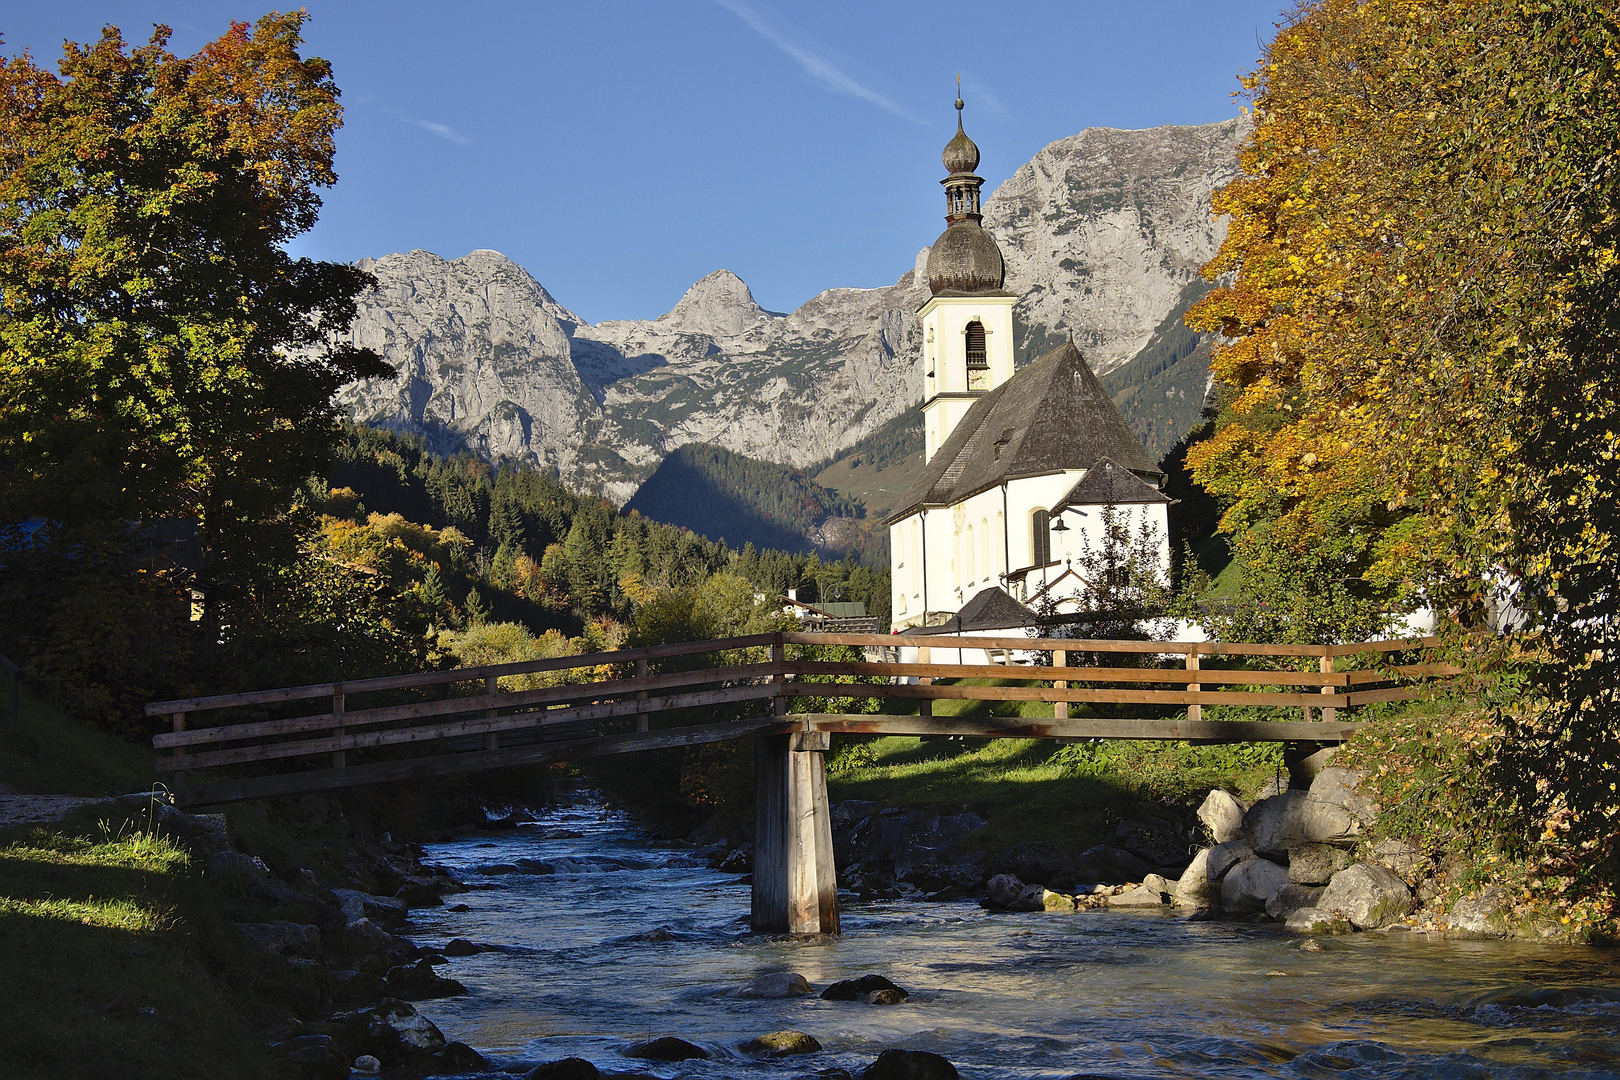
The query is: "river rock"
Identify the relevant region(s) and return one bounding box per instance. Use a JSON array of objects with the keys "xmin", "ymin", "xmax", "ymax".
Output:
[
  {"xmin": 859, "ymin": 1049, "xmax": 961, "ymax": 1080},
  {"xmin": 342, "ymin": 917, "xmax": 398, "ymax": 957},
  {"xmin": 329, "ymin": 968, "xmax": 388, "ymax": 1003},
  {"xmin": 1371, "ymin": 838, "xmax": 1430, "ymax": 882},
  {"xmin": 738, "ymin": 971, "xmax": 811, "ymax": 998},
  {"xmin": 333, "ymin": 888, "xmax": 409, "ymax": 928},
  {"xmin": 384, "ymin": 959, "xmax": 467, "ymax": 1000},
  {"xmin": 740, "ymin": 1030, "xmax": 822, "ymax": 1056},
  {"xmin": 1309, "ymin": 767, "xmax": 1377, "ymax": 822},
  {"xmin": 1284, "ymin": 907, "xmax": 1353, "ymax": 935},
  {"xmin": 1265, "ymin": 883, "xmax": 1325, "ymax": 920},
  {"xmin": 1108, "ymin": 883, "xmax": 1168, "ymax": 907},
  {"xmin": 1221, "ymin": 856, "xmax": 1292, "ymax": 914},
  {"xmin": 394, "ymin": 883, "xmax": 444, "ymax": 907},
  {"xmin": 515, "ymin": 858, "xmax": 555, "ymax": 874},
  {"xmin": 237, "ymin": 921, "xmax": 321, "ymax": 957},
  {"xmin": 1114, "ymin": 820, "xmax": 1186, "ymax": 868},
  {"xmin": 442, "ymin": 937, "xmax": 481, "ymax": 957},
  {"xmin": 525, "ymin": 1059, "xmax": 600, "ymax": 1080},
  {"xmin": 1205, "ymin": 838, "xmax": 1254, "ymax": 881},
  {"xmin": 352, "ymin": 1055, "xmax": 382, "ymax": 1074},
  {"xmin": 1075, "ymin": 844, "xmax": 1151, "ymax": 882},
  {"xmin": 1244, "ymin": 791, "xmax": 1311, "ymax": 857},
  {"xmin": 208, "ymin": 850, "xmax": 270, "ymax": 886},
  {"xmin": 987, "ymin": 841, "xmax": 1074, "ymax": 885},
  {"xmin": 1286, "ymin": 843, "xmax": 1351, "ymax": 885},
  {"xmin": 349, "ymin": 999, "xmax": 446, "ymax": 1064},
  {"xmin": 985, "ymin": 873, "xmax": 1027, "ymax": 909},
  {"xmin": 1197, "ymin": 789, "xmax": 1247, "ymax": 844},
  {"xmin": 1445, "ymin": 886, "xmax": 1512, "ymax": 939},
  {"xmin": 822, "ymin": 975, "xmax": 908, "ymax": 1002},
  {"xmin": 432, "ymin": 1042, "xmax": 489, "ymax": 1072},
  {"xmin": 1171, "ymin": 849, "xmax": 1219, "ymax": 907},
  {"xmin": 626, "ymin": 1036, "xmax": 709, "ymax": 1061},
  {"xmin": 1042, "ymin": 889, "xmax": 1077, "ymax": 911},
  {"xmin": 1317, "ymin": 863, "xmax": 1413, "ymax": 929},
  {"xmin": 861, "ymin": 987, "xmax": 909, "ymax": 1005}
]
